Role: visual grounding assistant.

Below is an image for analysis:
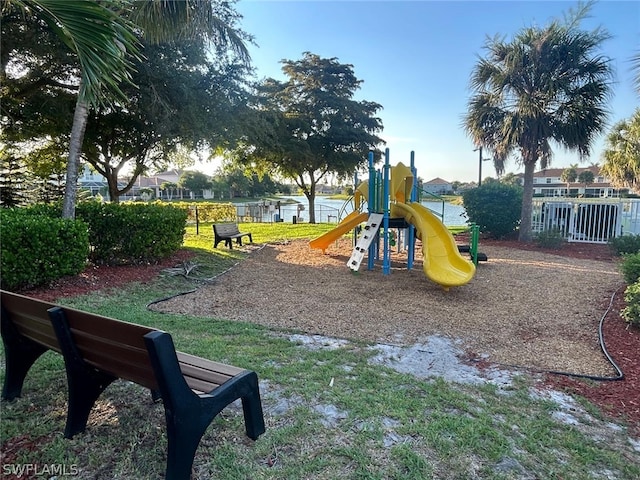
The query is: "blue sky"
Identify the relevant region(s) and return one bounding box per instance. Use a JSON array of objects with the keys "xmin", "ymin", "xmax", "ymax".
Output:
[{"xmin": 232, "ymin": 0, "xmax": 639, "ymax": 183}]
